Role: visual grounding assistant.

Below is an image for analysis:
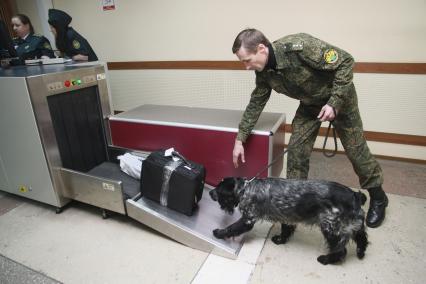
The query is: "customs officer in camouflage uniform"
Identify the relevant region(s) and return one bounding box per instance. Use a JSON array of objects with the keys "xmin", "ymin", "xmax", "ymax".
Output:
[
  {"xmin": 232, "ymin": 29, "xmax": 388, "ymax": 228},
  {"xmin": 48, "ymin": 9, "xmax": 98, "ymax": 62},
  {"xmin": 12, "ymin": 14, "xmax": 54, "ymax": 60}
]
